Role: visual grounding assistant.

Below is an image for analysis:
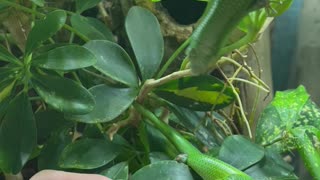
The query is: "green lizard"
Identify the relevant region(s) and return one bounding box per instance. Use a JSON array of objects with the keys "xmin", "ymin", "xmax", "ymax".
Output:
[
  {"xmin": 134, "ymin": 103, "xmax": 252, "ymax": 180},
  {"xmin": 187, "ymin": 0, "xmax": 268, "ymax": 74}
]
